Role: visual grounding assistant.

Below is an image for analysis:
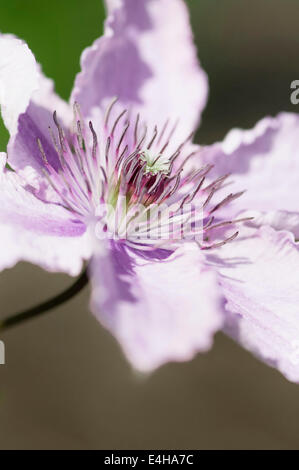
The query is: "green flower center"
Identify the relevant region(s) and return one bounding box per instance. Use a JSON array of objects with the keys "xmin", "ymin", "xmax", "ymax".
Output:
[{"xmin": 140, "ymin": 150, "xmax": 171, "ymax": 176}]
